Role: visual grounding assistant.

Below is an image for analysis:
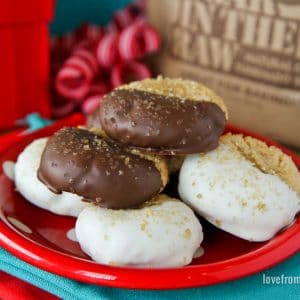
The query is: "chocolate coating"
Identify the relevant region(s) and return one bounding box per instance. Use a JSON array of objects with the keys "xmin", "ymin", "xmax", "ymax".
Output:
[
  {"xmin": 99, "ymin": 89, "xmax": 226, "ymax": 154},
  {"xmin": 37, "ymin": 127, "xmax": 163, "ymax": 209}
]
